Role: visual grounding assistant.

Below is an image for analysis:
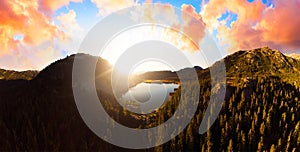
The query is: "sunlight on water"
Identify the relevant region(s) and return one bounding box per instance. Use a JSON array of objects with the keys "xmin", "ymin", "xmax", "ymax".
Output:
[{"xmin": 121, "ymin": 82, "xmax": 179, "ymax": 113}]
